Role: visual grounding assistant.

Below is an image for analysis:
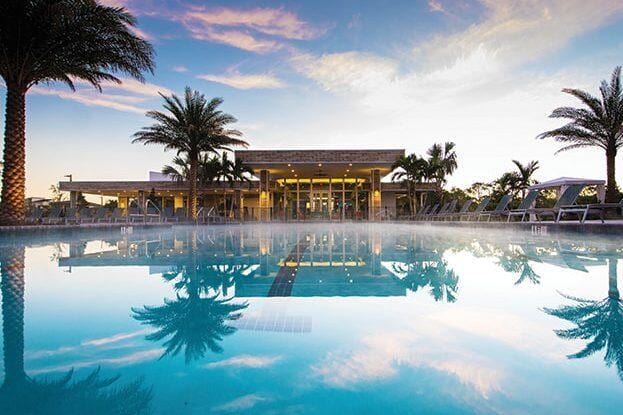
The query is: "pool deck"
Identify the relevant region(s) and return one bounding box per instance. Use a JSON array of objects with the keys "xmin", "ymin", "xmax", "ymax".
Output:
[{"xmin": 1, "ymin": 219, "xmax": 623, "ymax": 236}]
